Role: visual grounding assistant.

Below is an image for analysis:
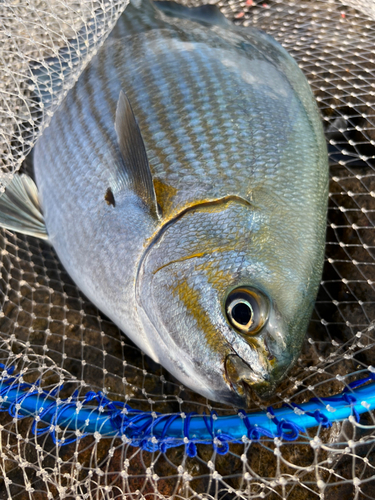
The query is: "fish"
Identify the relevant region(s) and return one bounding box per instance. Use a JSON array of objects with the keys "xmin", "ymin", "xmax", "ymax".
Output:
[{"xmin": 0, "ymin": 0, "xmax": 329, "ymax": 406}]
